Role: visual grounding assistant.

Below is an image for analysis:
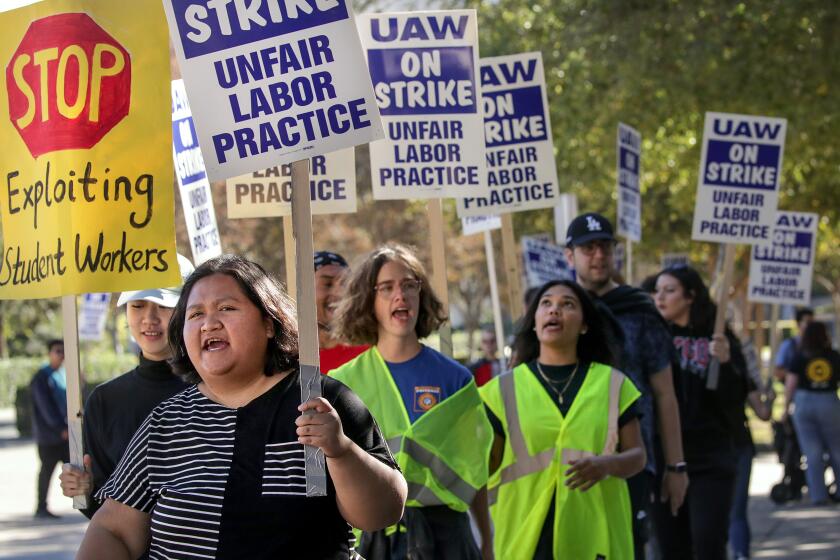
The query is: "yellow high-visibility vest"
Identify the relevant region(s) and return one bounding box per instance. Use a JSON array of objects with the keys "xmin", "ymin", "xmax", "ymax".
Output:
[
  {"xmin": 480, "ymin": 362, "xmax": 640, "ymax": 559},
  {"xmin": 332, "ymin": 346, "xmax": 492, "ymax": 511}
]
